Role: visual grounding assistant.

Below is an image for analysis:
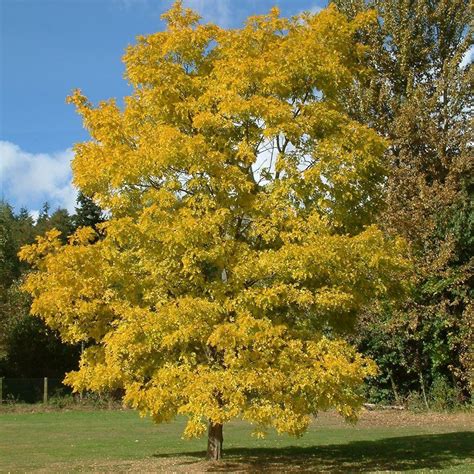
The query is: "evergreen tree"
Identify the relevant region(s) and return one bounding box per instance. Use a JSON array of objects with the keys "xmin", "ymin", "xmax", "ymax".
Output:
[
  {"xmin": 0, "ymin": 202, "xmax": 20, "ymax": 286},
  {"xmin": 15, "ymin": 208, "xmax": 35, "ymax": 247},
  {"xmin": 73, "ymin": 192, "xmax": 105, "ymax": 230},
  {"xmin": 35, "ymin": 202, "xmax": 51, "ymax": 237},
  {"xmin": 0, "ymin": 202, "xmax": 80, "ymax": 378},
  {"xmin": 49, "ymin": 208, "xmax": 75, "ymax": 243}
]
